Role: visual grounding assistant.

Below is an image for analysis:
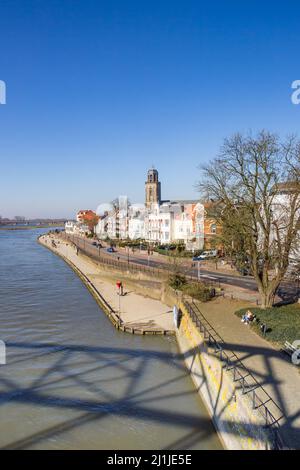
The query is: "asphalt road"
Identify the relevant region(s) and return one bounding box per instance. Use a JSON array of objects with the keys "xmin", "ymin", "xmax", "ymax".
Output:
[
  {"xmin": 64, "ymin": 234, "xmax": 300, "ymax": 302},
  {"xmin": 67, "ymin": 234, "xmax": 260, "ymax": 291}
]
